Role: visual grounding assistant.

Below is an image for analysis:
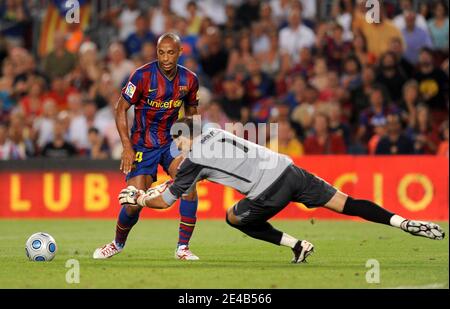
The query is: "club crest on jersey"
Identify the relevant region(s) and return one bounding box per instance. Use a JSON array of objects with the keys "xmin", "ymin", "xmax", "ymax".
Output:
[
  {"xmin": 179, "ymin": 85, "xmax": 188, "ymax": 96},
  {"xmin": 125, "ymin": 82, "xmax": 136, "ymax": 98}
]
